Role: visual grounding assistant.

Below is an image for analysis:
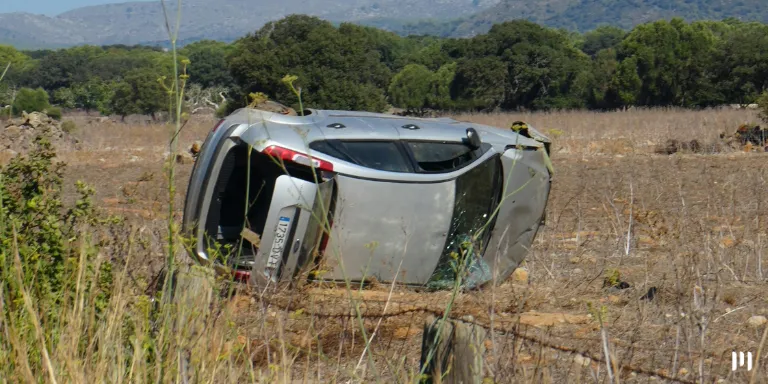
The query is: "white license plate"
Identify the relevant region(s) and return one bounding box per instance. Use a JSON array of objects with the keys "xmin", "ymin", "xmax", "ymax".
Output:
[{"xmin": 267, "ymin": 216, "xmax": 291, "ymax": 270}]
